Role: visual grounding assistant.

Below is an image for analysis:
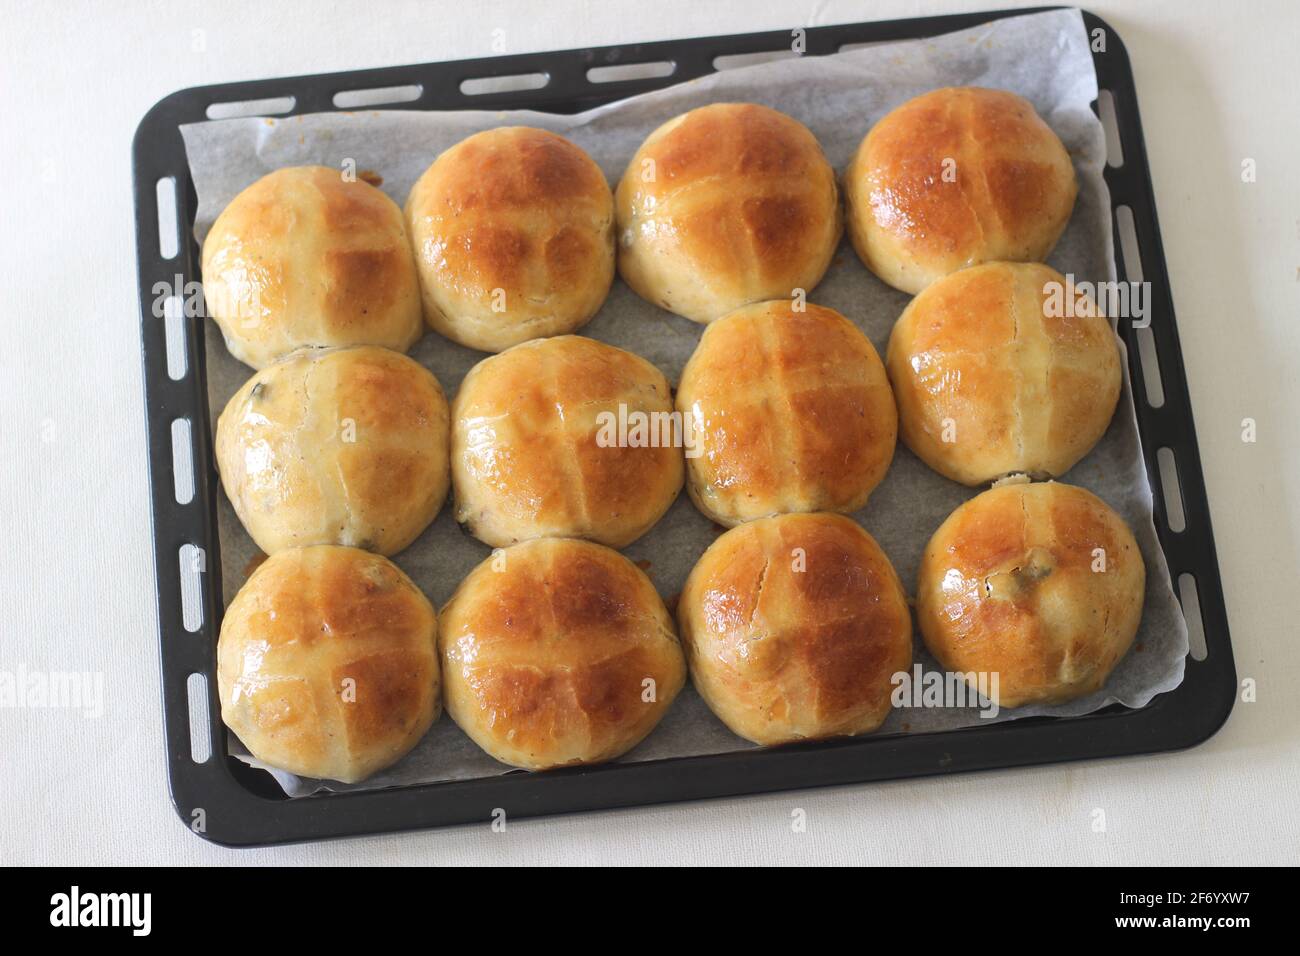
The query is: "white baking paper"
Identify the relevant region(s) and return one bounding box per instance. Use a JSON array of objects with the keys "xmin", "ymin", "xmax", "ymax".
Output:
[{"xmin": 180, "ymin": 7, "xmax": 1188, "ymax": 797}]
